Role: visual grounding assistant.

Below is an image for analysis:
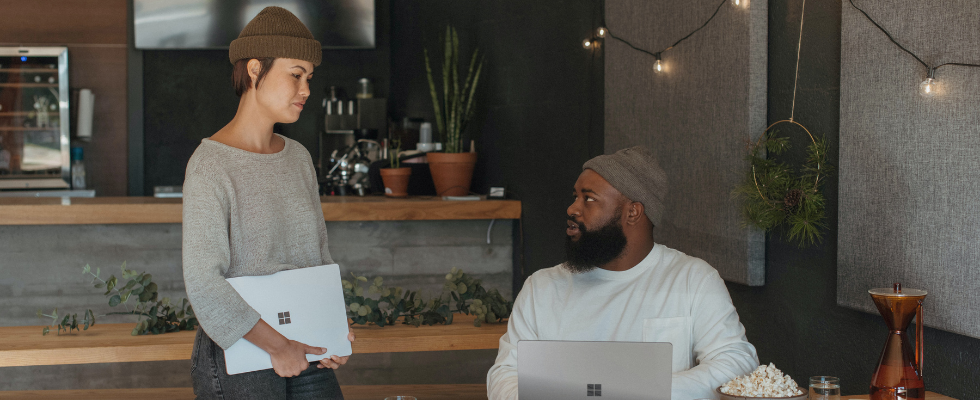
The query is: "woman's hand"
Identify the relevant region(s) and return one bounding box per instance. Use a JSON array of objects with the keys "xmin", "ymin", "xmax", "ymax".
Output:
[
  {"xmin": 244, "ymin": 318, "xmax": 326, "ymax": 378},
  {"xmin": 269, "ymin": 339, "xmax": 326, "ymax": 377},
  {"xmin": 318, "ymin": 323, "xmax": 356, "ymax": 370}
]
